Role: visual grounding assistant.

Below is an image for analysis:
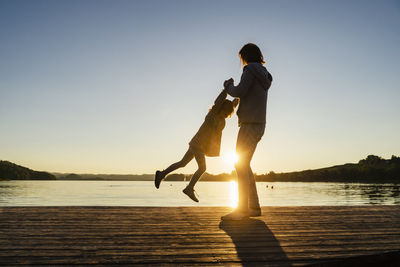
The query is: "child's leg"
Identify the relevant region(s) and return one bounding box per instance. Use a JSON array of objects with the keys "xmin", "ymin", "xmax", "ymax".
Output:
[
  {"xmin": 161, "ymin": 148, "xmax": 194, "ymax": 177},
  {"xmin": 187, "ymin": 151, "xmax": 206, "ymax": 189}
]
